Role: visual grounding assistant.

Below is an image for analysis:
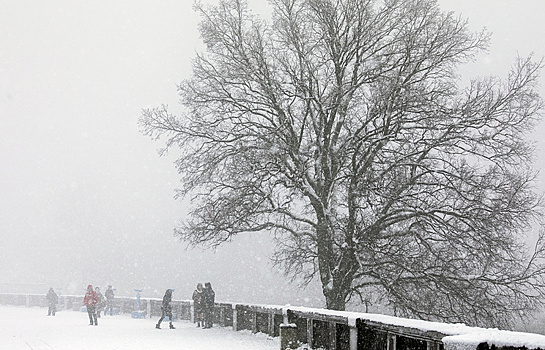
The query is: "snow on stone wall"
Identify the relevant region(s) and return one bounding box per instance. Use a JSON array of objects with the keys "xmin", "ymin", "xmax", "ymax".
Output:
[
  {"xmin": 285, "ymin": 305, "xmax": 545, "ymax": 349},
  {"xmin": 443, "ymin": 329, "xmax": 545, "ymax": 350}
]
